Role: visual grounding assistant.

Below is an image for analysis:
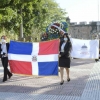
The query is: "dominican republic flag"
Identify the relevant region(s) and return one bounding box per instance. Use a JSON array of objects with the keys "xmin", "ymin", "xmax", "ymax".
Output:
[{"xmin": 8, "ymin": 39, "xmax": 59, "ymax": 76}]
